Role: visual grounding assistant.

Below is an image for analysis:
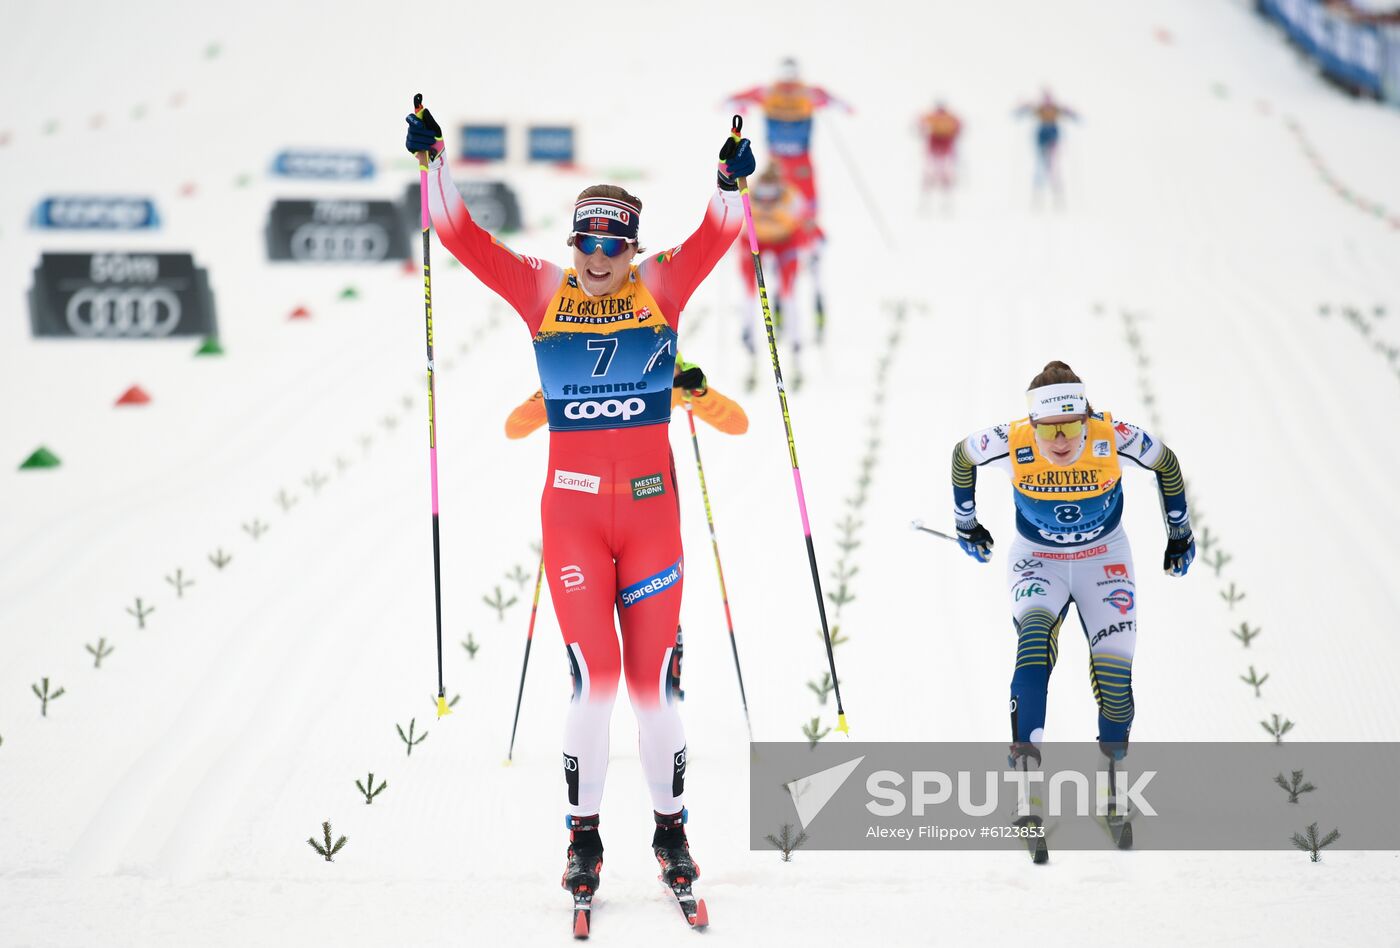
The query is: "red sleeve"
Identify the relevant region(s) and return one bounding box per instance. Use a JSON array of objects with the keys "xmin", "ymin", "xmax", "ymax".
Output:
[
  {"xmin": 724, "ymin": 86, "xmax": 767, "ymax": 110},
  {"xmin": 637, "ymin": 190, "xmax": 744, "ymax": 328},
  {"xmin": 427, "ymin": 160, "xmax": 561, "ymax": 335}
]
